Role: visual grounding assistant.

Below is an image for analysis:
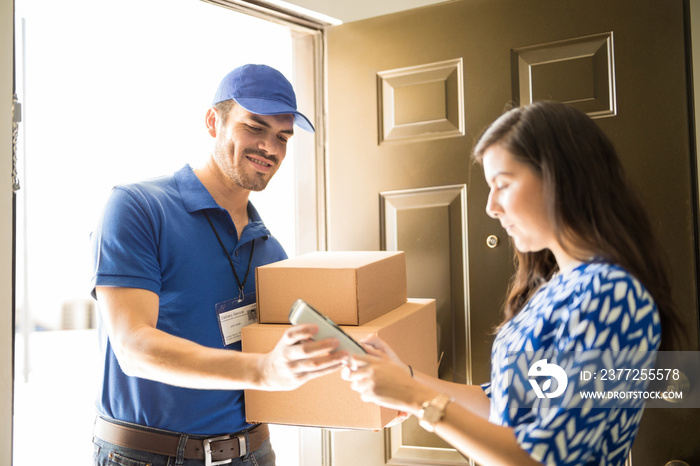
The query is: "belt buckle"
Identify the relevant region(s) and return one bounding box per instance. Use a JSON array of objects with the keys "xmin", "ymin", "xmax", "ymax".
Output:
[{"xmin": 203, "ymin": 433, "xmax": 246, "ymax": 466}]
